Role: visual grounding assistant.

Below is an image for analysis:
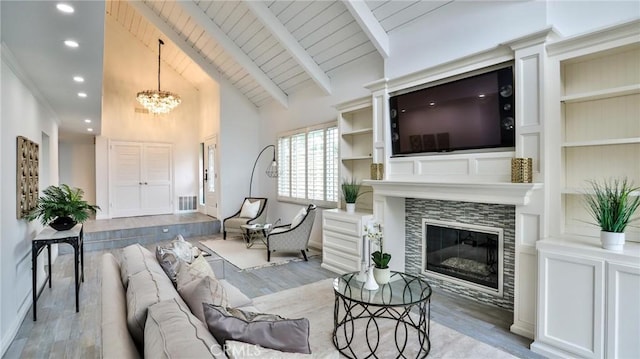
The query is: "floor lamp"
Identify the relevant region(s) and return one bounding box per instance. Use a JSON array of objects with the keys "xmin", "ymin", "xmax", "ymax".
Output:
[{"xmin": 249, "ymin": 144, "xmax": 278, "ymax": 197}]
